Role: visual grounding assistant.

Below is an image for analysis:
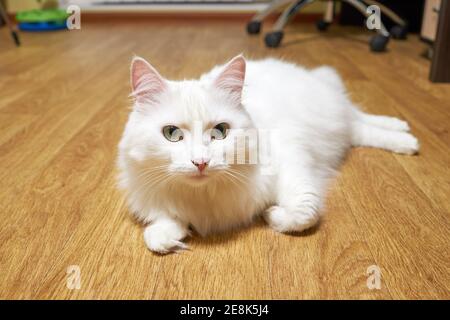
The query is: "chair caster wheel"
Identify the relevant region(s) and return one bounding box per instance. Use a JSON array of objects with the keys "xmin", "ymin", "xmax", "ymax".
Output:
[
  {"xmin": 390, "ymin": 25, "xmax": 408, "ymax": 40},
  {"xmin": 316, "ymin": 20, "xmax": 330, "ymax": 31},
  {"xmin": 265, "ymin": 31, "xmax": 283, "ymax": 48},
  {"xmin": 370, "ymin": 34, "xmax": 389, "ymax": 52},
  {"xmin": 247, "ymin": 21, "xmax": 261, "ymax": 35}
]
